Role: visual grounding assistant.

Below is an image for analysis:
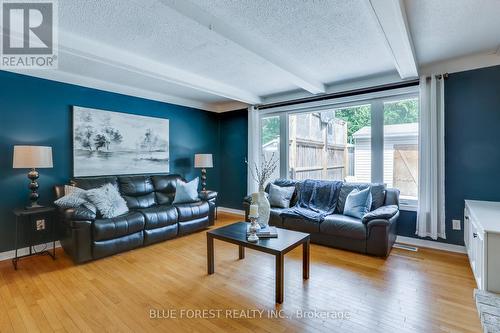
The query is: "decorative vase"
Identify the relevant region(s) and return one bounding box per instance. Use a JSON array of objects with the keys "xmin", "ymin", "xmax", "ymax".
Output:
[
  {"xmin": 247, "ymin": 217, "xmax": 260, "ymax": 243},
  {"xmin": 252, "ymin": 188, "xmax": 270, "ymax": 227}
]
